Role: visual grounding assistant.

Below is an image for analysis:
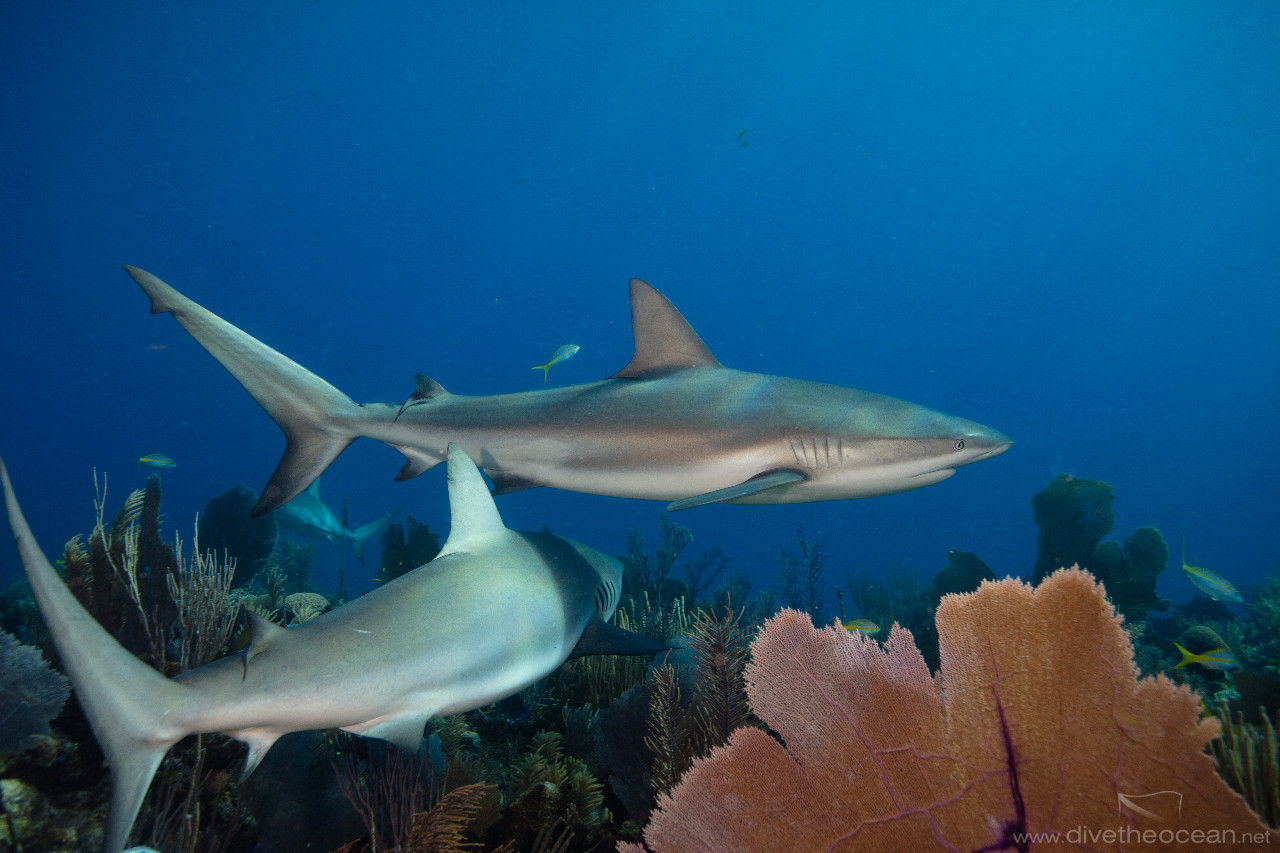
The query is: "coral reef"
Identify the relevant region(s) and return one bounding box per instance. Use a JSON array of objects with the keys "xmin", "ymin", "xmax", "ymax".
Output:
[
  {"xmin": 775, "ymin": 528, "xmax": 827, "ymax": 621},
  {"xmin": 0, "ymin": 630, "xmax": 69, "ymax": 754},
  {"xmin": 1031, "ymin": 475, "xmax": 1170, "ymax": 621},
  {"xmin": 1209, "ymin": 701, "xmax": 1278, "ymax": 829},
  {"xmin": 377, "ymin": 515, "xmax": 441, "ymax": 584},
  {"xmin": 62, "ymin": 474, "xmax": 179, "ymax": 672},
  {"xmin": 197, "ymin": 483, "xmax": 278, "ymax": 587},
  {"xmin": 620, "ymin": 516, "xmax": 691, "ymax": 603},
  {"xmin": 624, "ymin": 568, "xmax": 1269, "ymax": 851}
]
